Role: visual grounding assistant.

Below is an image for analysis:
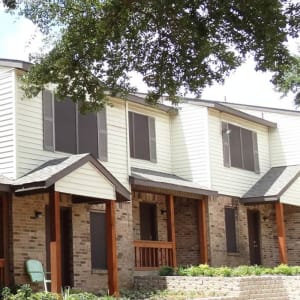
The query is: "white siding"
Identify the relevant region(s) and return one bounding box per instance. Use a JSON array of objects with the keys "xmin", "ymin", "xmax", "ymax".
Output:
[
  {"xmin": 15, "ymin": 82, "xmax": 129, "ymax": 188},
  {"xmin": 208, "ymin": 109, "xmax": 270, "ymax": 197},
  {"xmin": 128, "ymin": 102, "xmax": 172, "ymax": 173},
  {"xmin": 0, "ymin": 68, "xmax": 16, "ymax": 178},
  {"xmin": 171, "ymin": 103, "xmax": 211, "ymax": 187},
  {"xmin": 55, "ymin": 162, "xmax": 115, "ymax": 199},
  {"xmin": 280, "ymin": 177, "xmax": 300, "ymax": 207}
]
